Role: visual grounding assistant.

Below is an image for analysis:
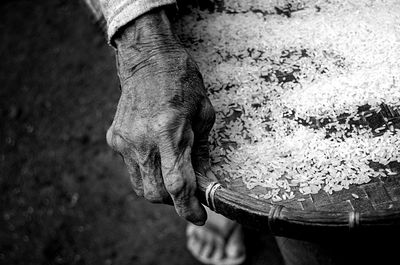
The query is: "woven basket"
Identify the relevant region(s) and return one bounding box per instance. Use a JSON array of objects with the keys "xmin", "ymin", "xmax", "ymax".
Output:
[
  {"xmin": 195, "ymin": 109, "xmax": 400, "ymax": 239},
  {"xmin": 195, "ymin": 106, "xmax": 400, "ymax": 239}
]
